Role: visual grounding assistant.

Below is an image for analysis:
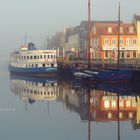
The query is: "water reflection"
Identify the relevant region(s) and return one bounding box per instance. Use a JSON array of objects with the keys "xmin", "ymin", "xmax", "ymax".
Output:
[
  {"xmin": 10, "ymin": 74, "xmax": 140, "ymax": 139},
  {"xmin": 10, "ymin": 75, "xmax": 58, "ymax": 103}
]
